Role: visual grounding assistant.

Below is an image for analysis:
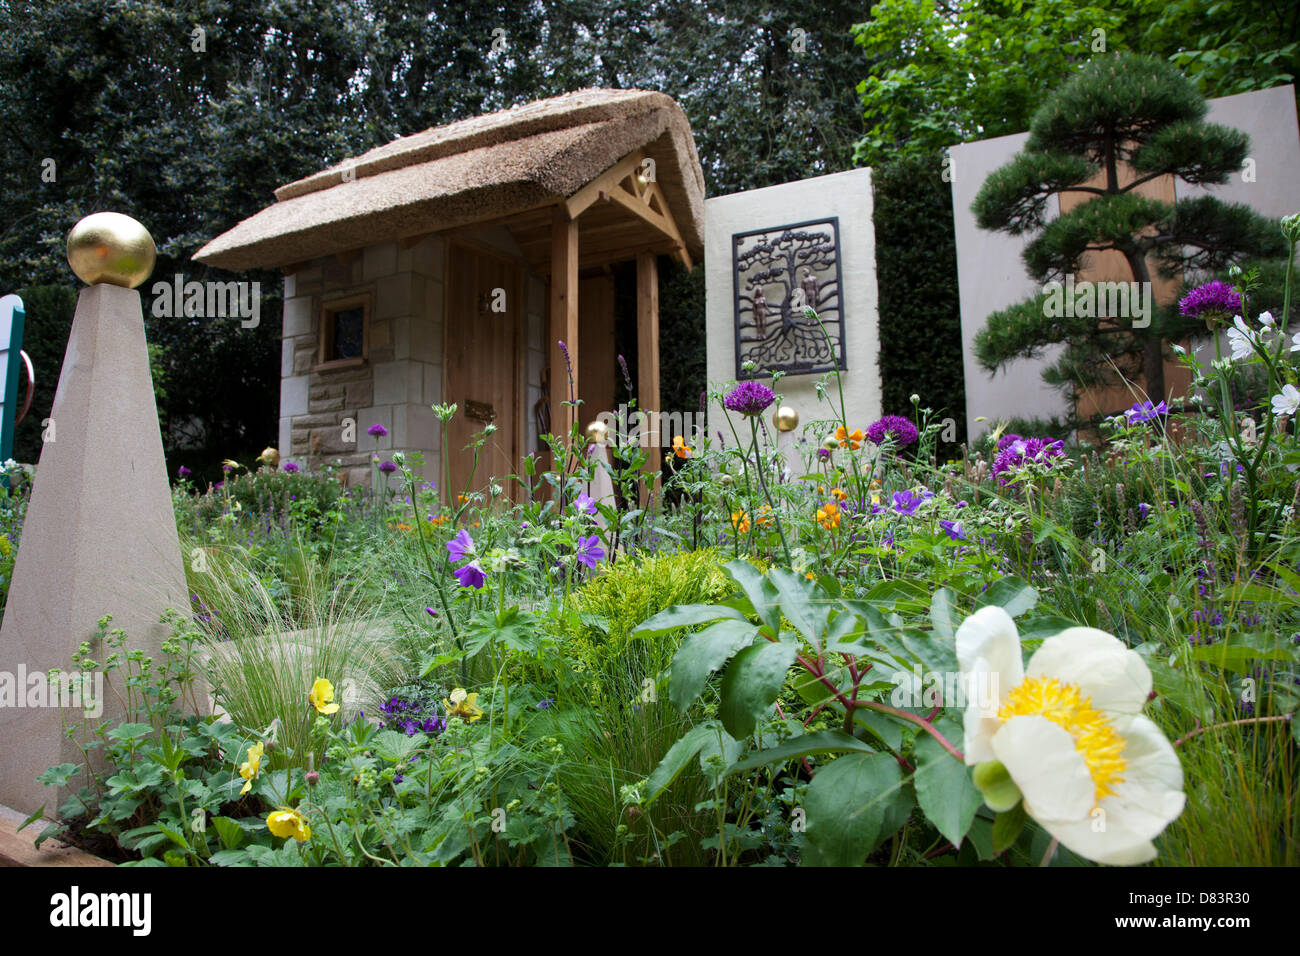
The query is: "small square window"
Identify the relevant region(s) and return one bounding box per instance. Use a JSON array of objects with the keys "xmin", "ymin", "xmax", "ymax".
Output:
[{"xmin": 317, "ymin": 295, "xmax": 370, "ymax": 369}]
